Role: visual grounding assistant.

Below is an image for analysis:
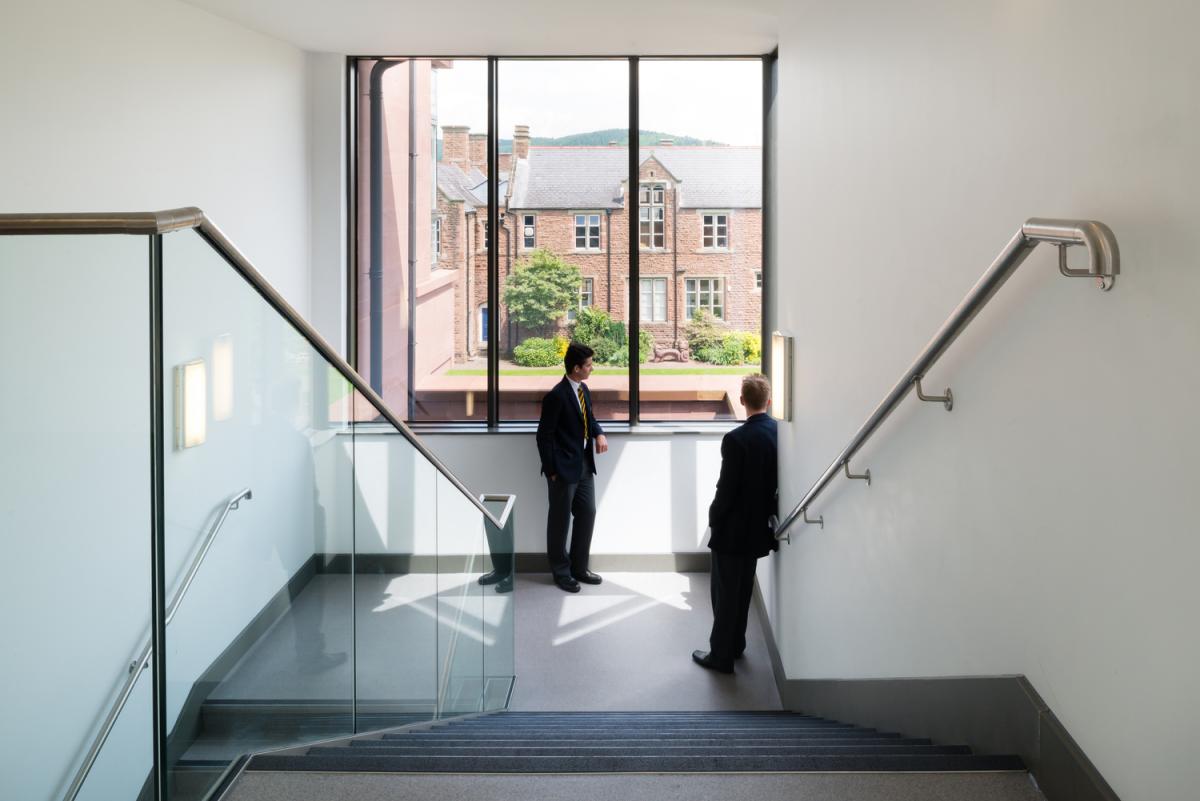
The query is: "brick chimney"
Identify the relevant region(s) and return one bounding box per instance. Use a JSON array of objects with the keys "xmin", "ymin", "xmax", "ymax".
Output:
[
  {"xmin": 469, "ymin": 133, "xmax": 487, "ymax": 175},
  {"xmin": 513, "ymin": 124, "xmax": 531, "ymax": 159},
  {"xmin": 499, "ymin": 153, "xmax": 513, "ymax": 175},
  {"xmin": 442, "ymin": 125, "xmax": 469, "ymax": 168}
]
